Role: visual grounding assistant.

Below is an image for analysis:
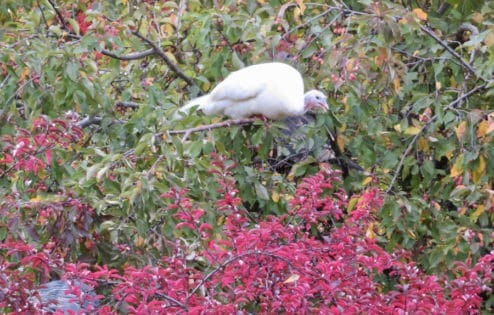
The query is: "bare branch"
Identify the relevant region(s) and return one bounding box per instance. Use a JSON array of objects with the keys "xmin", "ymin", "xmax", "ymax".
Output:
[
  {"xmin": 420, "ymin": 25, "xmax": 479, "ymax": 79},
  {"xmin": 77, "ymin": 116, "xmax": 103, "ymax": 128},
  {"xmin": 386, "ymin": 83, "xmax": 486, "ymax": 194},
  {"xmin": 154, "ymin": 292, "xmax": 188, "ymax": 311},
  {"xmin": 169, "ymin": 118, "xmax": 258, "ymax": 141},
  {"xmin": 47, "ymin": 0, "xmax": 70, "ymax": 32},
  {"xmin": 132, "ymin": 31, "xmax": 198, "ymax": 89},
  {"xmin": 115, "ymin": 101, "xmax": 140, "ymax": 110},
  {"xmin": 186, "ymin": 250, "xmax": 296, "ymax": 301},
  {"xmin": 100, "ymin": 48, "xmax": 155, "ymax": 60}
]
